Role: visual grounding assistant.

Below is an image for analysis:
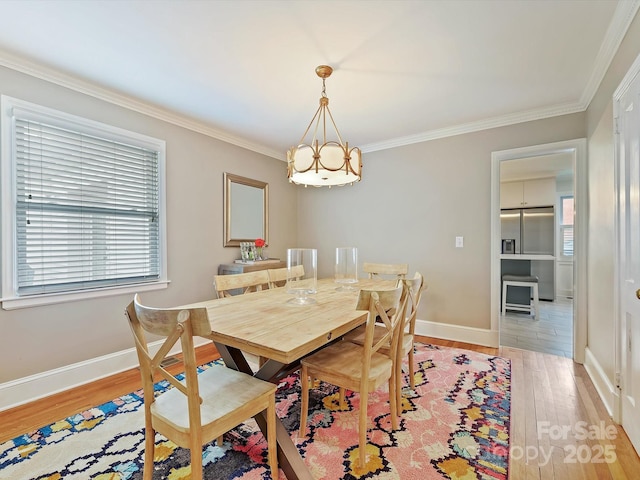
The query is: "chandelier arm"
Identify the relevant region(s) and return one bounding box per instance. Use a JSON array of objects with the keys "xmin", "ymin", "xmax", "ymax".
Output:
[
  {"xmin": 297, "ymin": 104, "xmax": 323, "ymax": 145},
  {"xmin": 322, "ymin": 104, "xmax": 327, "ymax": 145},
  {"xmin": 311, "ymin": 107, "xmax": 322, "ymax": 146},
  {"xmin": 324, "ymin": 106, "xmax": 345, "ymax": 146}
]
